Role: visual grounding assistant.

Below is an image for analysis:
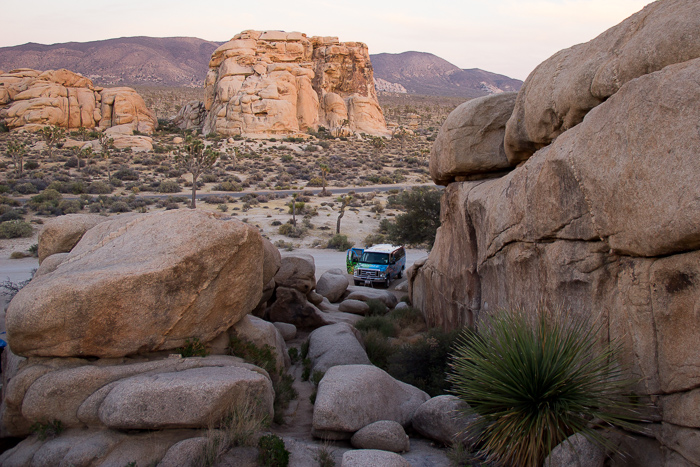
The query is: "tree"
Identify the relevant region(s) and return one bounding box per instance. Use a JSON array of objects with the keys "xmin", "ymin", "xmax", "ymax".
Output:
[
  {"xmin": 335, "ymin": 194, "xmax": 352, "ymax": 234},
  {"xmin": 319, "ymin": 162, "xmax": 329, "ymax": 196},
  {"xmin": 98, "ymin": 132, "xmax": 116, "ymax": 184},
  {"xmin": 370, "ymin": 136, "xmax": 386, "ymax": 155},
  {"xmin": 175, "ymin": 135, "xmax": 219, "ymax": 209},
  {"xmin": 6, "ymin": 140, "xmax": 27, "ymax": 177},
  {"xmin": 72, "ymin": 146, "xmax": 92, "ymax": 173},
  {"xmin": 385, "ymin": 187, "xmax": 442, "ymax": 249},
  {"xmin": 39, "ymin": 125, "xmax": 65, "ymax": 161},
  {"xmin": 332, "ymin": 119, "xmax": 350, "ymax": 138},
  {"xmin": 392, "ymin": 126, "xmax": 409, "ymax": 152}
]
